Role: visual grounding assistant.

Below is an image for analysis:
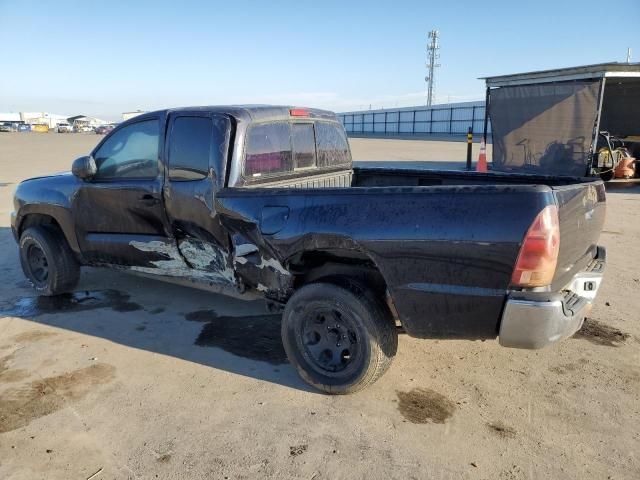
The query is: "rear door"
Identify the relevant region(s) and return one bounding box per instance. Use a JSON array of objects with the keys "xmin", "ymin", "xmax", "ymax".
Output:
[{"xmin": 162, "ymin": 112, "xmax": 235, "ymax": 285}]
